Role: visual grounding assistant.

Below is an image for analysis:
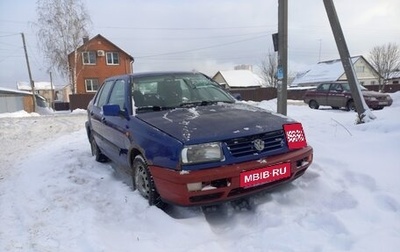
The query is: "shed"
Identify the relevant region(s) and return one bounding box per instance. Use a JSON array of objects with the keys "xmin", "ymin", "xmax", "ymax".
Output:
[{"xmin": 0, "ymin": 87, "xmax": 34, "ymax": 113}]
